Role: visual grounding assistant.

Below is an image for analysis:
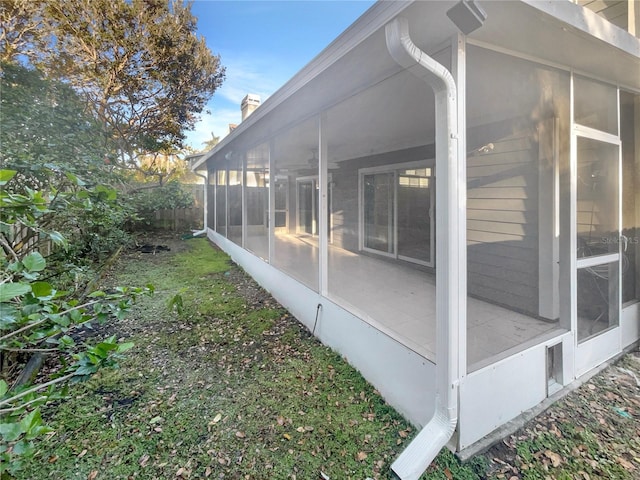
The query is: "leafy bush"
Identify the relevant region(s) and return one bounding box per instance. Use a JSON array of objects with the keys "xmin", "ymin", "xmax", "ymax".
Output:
[
  {"xmin": 129, "ymin": 181, "xmax": 194, "ymax": 213},
  {"xmin": 1, "ymin": 63, "xmax": 134, "ymax": 265},
  {"xmin": 0, "ymin": 232, "xmax": 152, "ymax": 475},
  {"xmin": 127, "ymin": 180, "xmax": 195, "ymax": 227}
]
